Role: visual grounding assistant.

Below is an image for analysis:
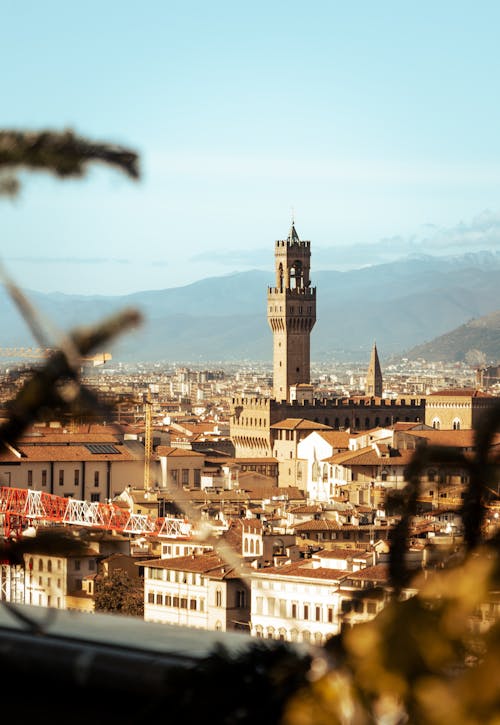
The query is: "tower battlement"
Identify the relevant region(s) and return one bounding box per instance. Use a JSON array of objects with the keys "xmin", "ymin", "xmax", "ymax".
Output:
[
  {"xmin": 275, "ymin": 239, "xmax": 311, "ymax": 249},
  {"xmin": 267, "ymin": 286, "xmax": 316, "ymax": 298}
]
